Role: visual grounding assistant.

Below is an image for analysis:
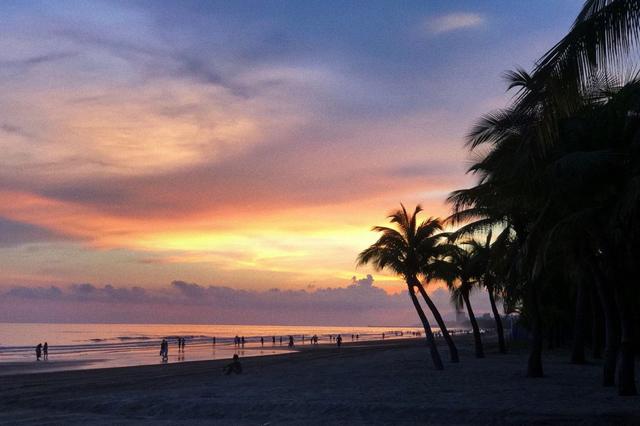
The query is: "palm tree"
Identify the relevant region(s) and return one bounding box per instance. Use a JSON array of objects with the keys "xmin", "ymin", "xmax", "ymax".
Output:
[
  {"xmin": 462, "ymin": 230, "xmax": 509, "ymax": 354},
  {"xmin": 356, "ymin": 204, "xmax": 444, "ymax": 370},
  {"xmin": 442, "ymin": 244, "xmax": 485, "ymax": 358},
  {"xmin": 445, "ymin": 0, "xmax": 640, "ymax": 393}
]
